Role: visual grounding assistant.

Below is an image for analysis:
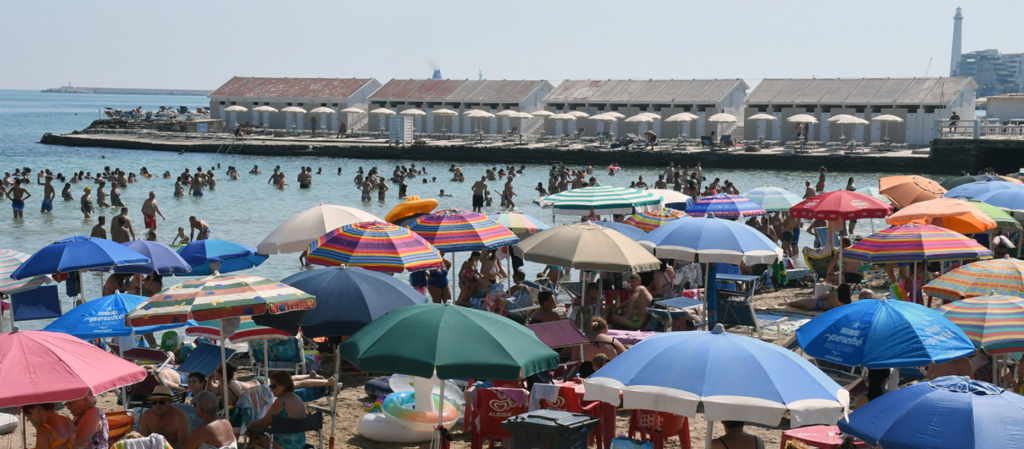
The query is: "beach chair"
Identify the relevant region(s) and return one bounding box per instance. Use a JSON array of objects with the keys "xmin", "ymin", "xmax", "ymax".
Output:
[
  {"xmin": 105, "ymin": 410, "xmax": 135, "ymax": 445},
  {"xmin": 716, "ymin": 272, "xmax": 788, "ymax": 339},
  {"xmin": 720, "ymin": 135, "xmax": 734, "ymax": 150},
  {"xmin": 250, "ymin": 337, "xmax": 306, "ymax": 376},
  {"xmin": 179, "ymin": 342, "xmax": 238, "ymax": 377},
  {"xmin": 268, "ymin": 410, "xmax": 323, "ymax": 449},
  {"xmin": 802, "ymin": 246, "xmax": 837, "ymax": 281},
  {"xmin": 628, "ymin": 410, "xmax": 691, "ymax": 449},
  {"xmin": 470, "ymin": 388, "xmax": 529, "ymax": 449}
]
